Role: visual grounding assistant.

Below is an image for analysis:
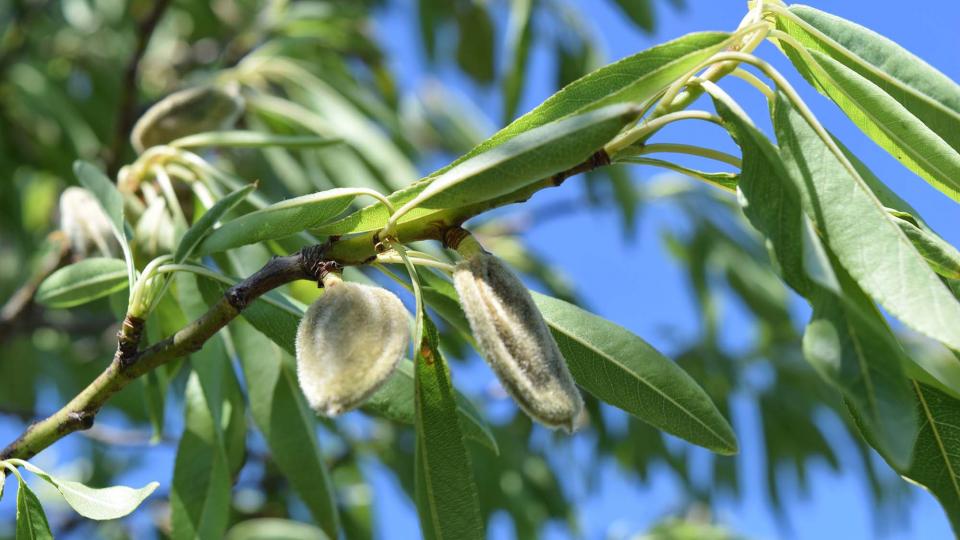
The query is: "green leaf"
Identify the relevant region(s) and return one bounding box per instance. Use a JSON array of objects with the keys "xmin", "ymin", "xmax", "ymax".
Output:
[
  {"xmin": 772, "ymin": 9, "xmax": 960, "ymax": 201},
  {"xmin": 802, "ymin": 268, "xmax": 918, "ymax": 469},
  {"xmin": 455, "ymin": 2, "xmax": 495, "ymax": 84},
  {"xmin": 711, "ymin": 87, "xmax": 918, "ymax": 466},
  {"xmin": 772, "ymin": 91, "xmax": 960, "ymax": 352},
  {"xmin": 414, "ymin": 315, "xmax": 484, "ymax": 539},
  {"xmin": 888, "ymin": 212, "xmax": 960, "ymax": 279},
  {"xmin": 15, "ymin": 476, "xmax": 52, "ymax": 540},
  {"xmin": 775, "ymin": 5, "xmax": 960, "ymax": 170},
  {"xmin": 175, "ymin": 183, "xmax": 256, "ymax": 262},
  {"xmin": 501, "ymin": 0, "xmax": 533, "ymax": 124},
  {"xmin": 318, "ymin": 31, "xmax": 731, "ymax": 235},
  {"xmin": 620, "ymin": 156, "xmax": 738, "ymax": 192},
  {"xmin": 612, "ymin": 0, "xmax": 655, "ymax": 32},
  {"xmin": 196, "ymin": 188, "xmax": 357, "ymax": 255},
  {"xmin": 230, "ymin": 317, "xmax": 340, "ymax": 537},
  {"xmin": 36, "ymin": 258, "xmax": 129, "ymax": 308},
  {"xmin": 225, "ymin": 518, "xmax": 330, "ymax": 540},
  {"xmin": 399, "ymin": 104, "xmax": 638, "ymax": 214},
  {"xmin": 531, "ymin": 292, "xmax": 738, "ymax": 454},
  {"xmin": 171, "ymin": 372, "xmax": 233, "ymax": 540},
  {"xmin": 171, "ymin": 130, "xmax": 341, "ymax": 149},
  {"xmin": 18, "ymin": 461, "xmax": 158, "ymax": 520},
  {"xmin": 907, "ymin": 383, "xmax": 960, "ymax": 534}
]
